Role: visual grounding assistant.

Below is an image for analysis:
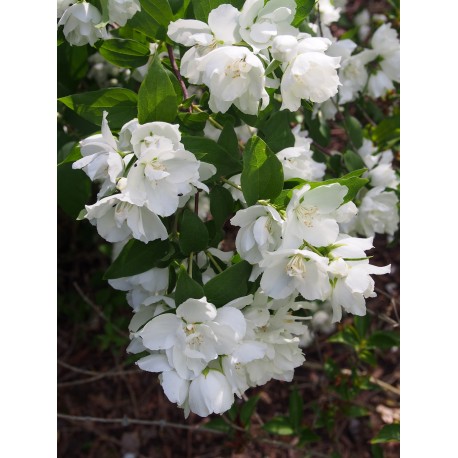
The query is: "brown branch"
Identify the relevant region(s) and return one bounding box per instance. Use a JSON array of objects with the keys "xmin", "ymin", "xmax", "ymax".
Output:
[
  {"xmin": 167, "ymin": 44, "xmax": 191, "ymax": 112},
  {"xmin": 57, "ymin": 413, "xmax": 225, "ymax": 434}
]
